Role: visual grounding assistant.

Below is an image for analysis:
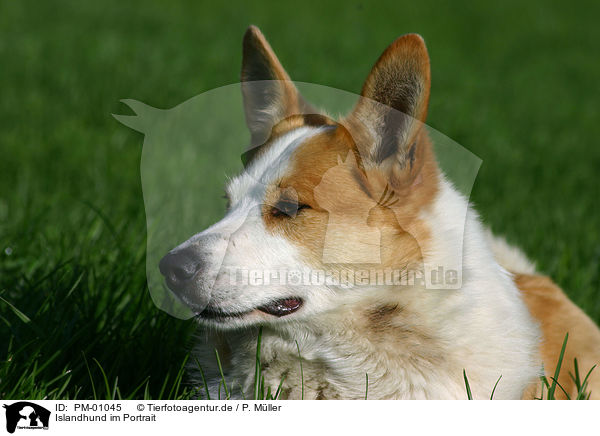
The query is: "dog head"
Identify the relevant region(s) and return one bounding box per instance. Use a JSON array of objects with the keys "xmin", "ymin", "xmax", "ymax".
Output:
[{"xmin": 159, "ymin": 26, "xmax": 439, "ymax": 329}]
